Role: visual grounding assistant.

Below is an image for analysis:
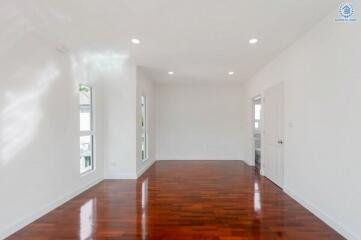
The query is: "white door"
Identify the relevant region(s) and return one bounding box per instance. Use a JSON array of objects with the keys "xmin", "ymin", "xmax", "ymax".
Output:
[{"xmin": 263, "ymin": 82, "xmax": 284, "ymax": 188}]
